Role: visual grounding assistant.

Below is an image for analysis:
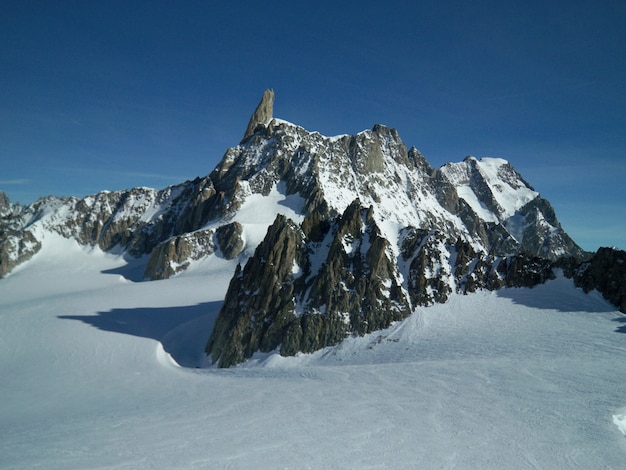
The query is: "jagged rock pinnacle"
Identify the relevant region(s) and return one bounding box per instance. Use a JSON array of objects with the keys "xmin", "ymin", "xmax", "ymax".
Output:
[{"xmin": 242, "ymin": 89, "xmax": 275, "ymax": 142}]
